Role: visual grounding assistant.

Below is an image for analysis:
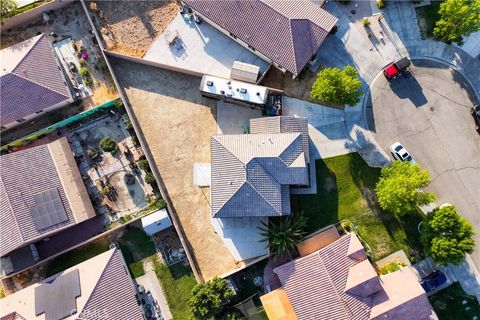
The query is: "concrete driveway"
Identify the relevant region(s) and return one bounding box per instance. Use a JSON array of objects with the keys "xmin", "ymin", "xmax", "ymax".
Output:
[{"xmin": 369, "ymin": 59, "xmax": 480, "ymax": 266}]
